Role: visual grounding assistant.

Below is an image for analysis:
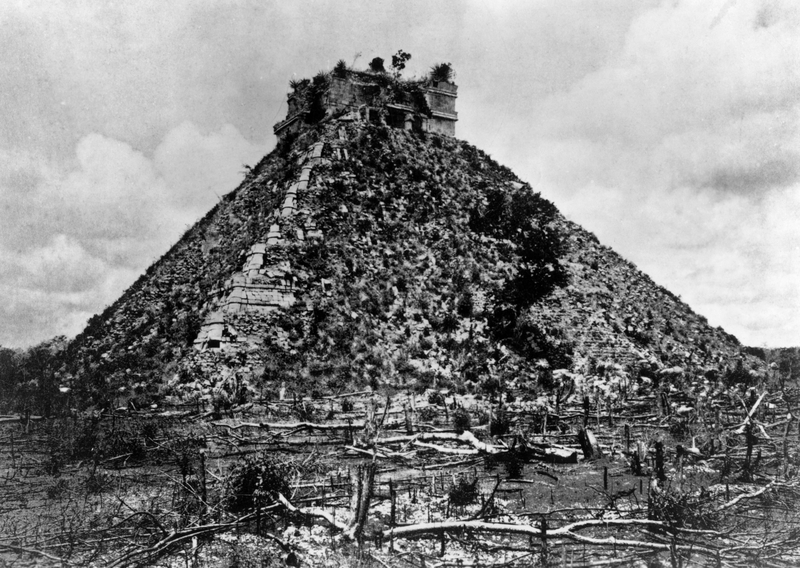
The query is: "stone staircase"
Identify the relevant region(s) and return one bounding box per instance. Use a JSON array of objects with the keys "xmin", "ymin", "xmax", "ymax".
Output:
[{"xmin": 193, "ymin": 140, "xmax": 329, "ymax": 350}]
